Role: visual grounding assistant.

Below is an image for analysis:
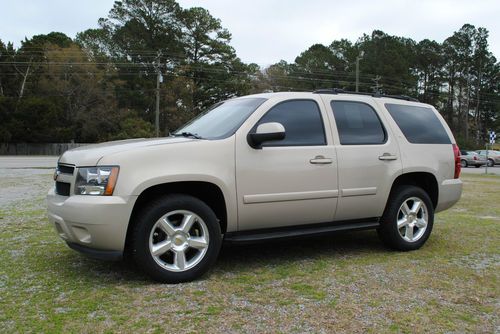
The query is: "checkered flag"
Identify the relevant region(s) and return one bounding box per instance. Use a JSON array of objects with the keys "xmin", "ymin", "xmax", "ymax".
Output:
[{"xmin": 490, "ymin": 131, "xmax": 497, "ymax": 144}]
